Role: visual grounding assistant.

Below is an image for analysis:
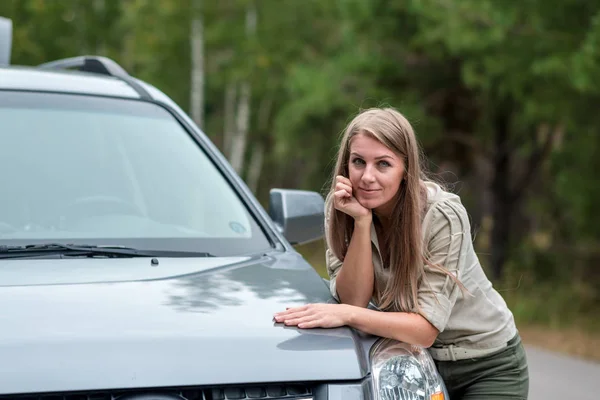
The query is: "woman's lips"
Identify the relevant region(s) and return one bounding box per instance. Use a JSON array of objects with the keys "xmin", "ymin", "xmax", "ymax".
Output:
[{"xmin": 358, "ymin": 188, "xmax": 381, "ymax": 195}]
